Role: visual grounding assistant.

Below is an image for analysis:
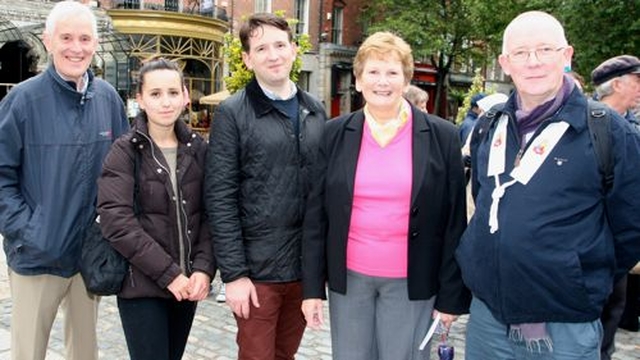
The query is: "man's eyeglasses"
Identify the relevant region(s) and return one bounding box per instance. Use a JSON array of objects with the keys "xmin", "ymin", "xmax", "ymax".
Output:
[{"xmin": 507, "ymin": 47, "xmax": 565, "ymax": 63}]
